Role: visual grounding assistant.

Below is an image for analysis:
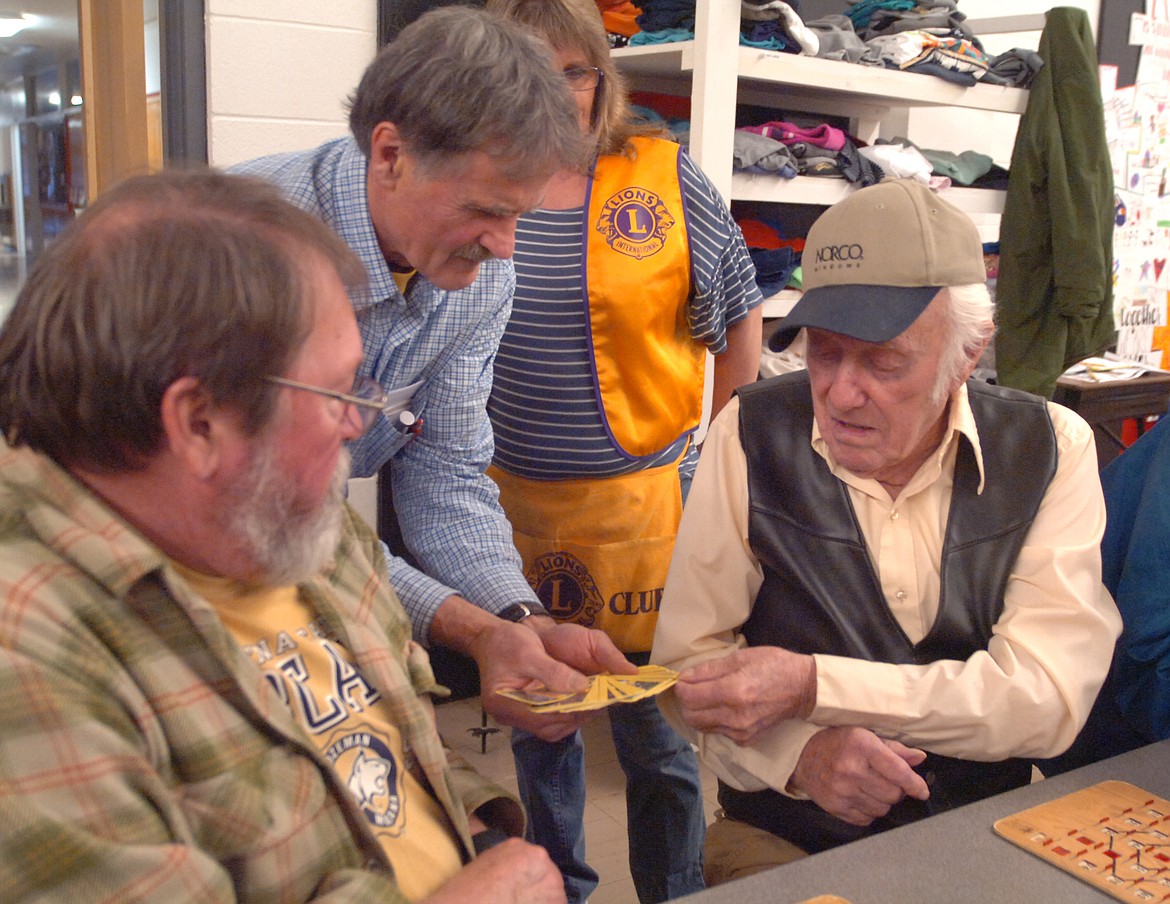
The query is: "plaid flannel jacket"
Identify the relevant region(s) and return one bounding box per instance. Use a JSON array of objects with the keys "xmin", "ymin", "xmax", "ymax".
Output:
[{"xmin": 0, "ymin": 440, "xmax": 518, "ymax": 902}]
